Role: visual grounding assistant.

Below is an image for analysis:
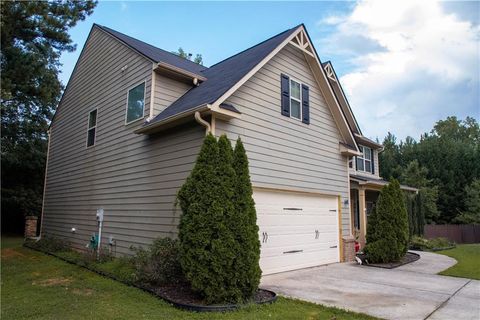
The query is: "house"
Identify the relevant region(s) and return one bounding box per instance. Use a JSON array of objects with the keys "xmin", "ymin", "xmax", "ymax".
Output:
[{"xmin": 41, "ymin": 23, "xmax": 415, "ymax": 275}]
